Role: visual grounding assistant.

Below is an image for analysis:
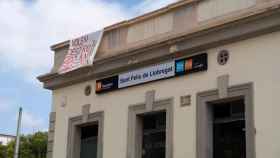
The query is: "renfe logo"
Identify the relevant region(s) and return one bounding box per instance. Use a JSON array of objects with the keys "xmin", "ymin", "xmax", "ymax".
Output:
[
  {"xmin": 95, "ymin": 76, "xmax": 118, "ymax": 93},
  {"xmin": 96, "ymin": 53, "xmax": 207, "ymax": 94}
]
